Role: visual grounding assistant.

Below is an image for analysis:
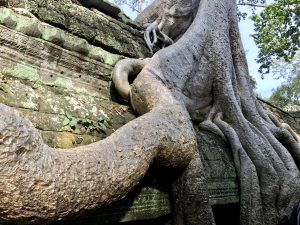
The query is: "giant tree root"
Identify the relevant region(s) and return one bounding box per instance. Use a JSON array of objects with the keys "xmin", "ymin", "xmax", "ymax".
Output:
[
  {"xmin": 0, "ymin": 69, "xmax": 197, "ymax": 224},
  {"xmin": 1, "ymin": 0, "xmax": 300, "ymax": 224},
  {"xmin": 115, "ymin": 0, "xmax": 300, "ymax": 224}
]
